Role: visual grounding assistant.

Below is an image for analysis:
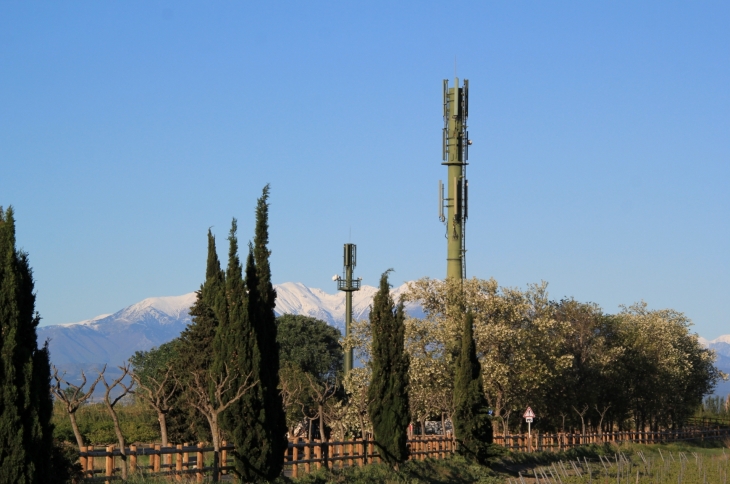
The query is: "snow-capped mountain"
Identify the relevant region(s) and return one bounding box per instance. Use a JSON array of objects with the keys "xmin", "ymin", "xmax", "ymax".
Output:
[
  {"xmin": 39, "ymin": 283, "xmax": 419, "ymax": 379},
  {"xmin": 40, "ymin": 293, "xmax": 198, "ymax": 378},
  {"xmin": 274, "ymin": 282, "xmax": 422, "ymax": 331}
]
